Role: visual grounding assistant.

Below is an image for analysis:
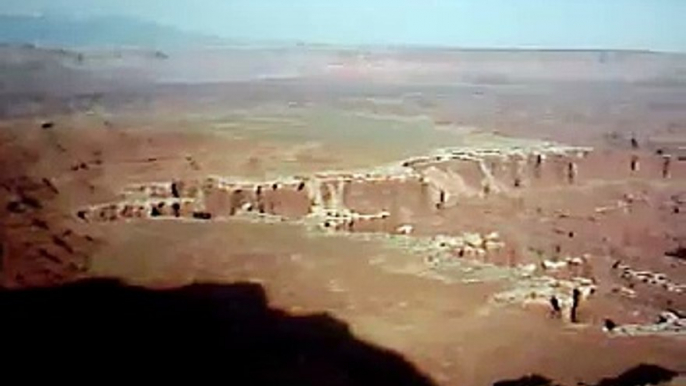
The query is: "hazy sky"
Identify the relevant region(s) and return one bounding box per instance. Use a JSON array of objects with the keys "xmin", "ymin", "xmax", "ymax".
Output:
[{"xmin": 2, "ymin": 0, "xmax": 685, "ymax": 51}]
